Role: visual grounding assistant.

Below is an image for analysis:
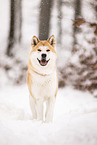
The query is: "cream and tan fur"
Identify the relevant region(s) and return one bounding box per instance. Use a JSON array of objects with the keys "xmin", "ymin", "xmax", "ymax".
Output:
[{"xmin": 27, "ymin": 35, "xmax": 58, "ymax": 122}]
